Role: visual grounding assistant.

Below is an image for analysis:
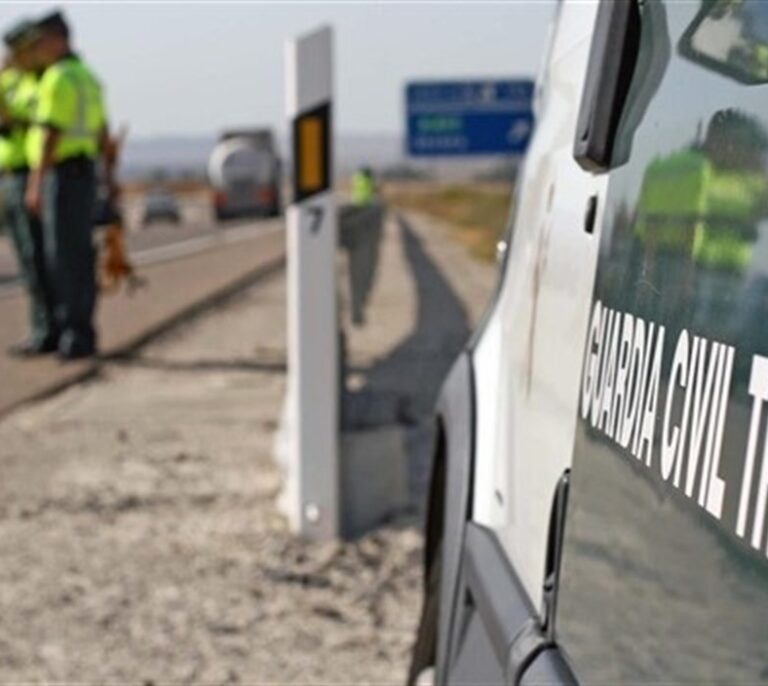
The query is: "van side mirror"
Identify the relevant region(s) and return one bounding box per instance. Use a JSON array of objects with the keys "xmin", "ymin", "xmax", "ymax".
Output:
[
  {"xmin": 679, "ymin": 0, "xmax": 768, "ymax": 86},
  {"xmin": 573, "ymin": 0, "xmax": 641, "ymax": 173}
]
